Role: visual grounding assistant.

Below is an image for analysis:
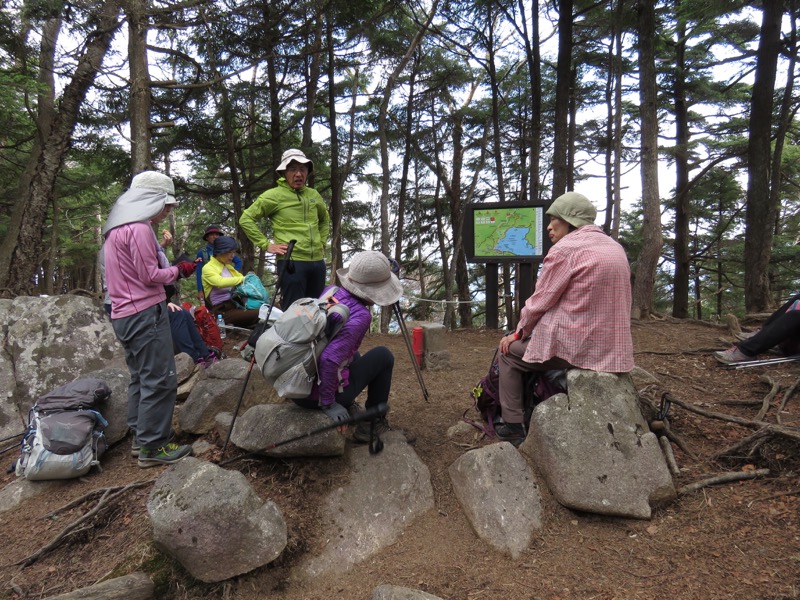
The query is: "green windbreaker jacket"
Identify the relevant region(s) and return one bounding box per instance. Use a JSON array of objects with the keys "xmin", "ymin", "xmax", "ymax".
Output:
[{"xmin": 239, "ymin": 179, "xmax": 330, "ymax": 262}]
